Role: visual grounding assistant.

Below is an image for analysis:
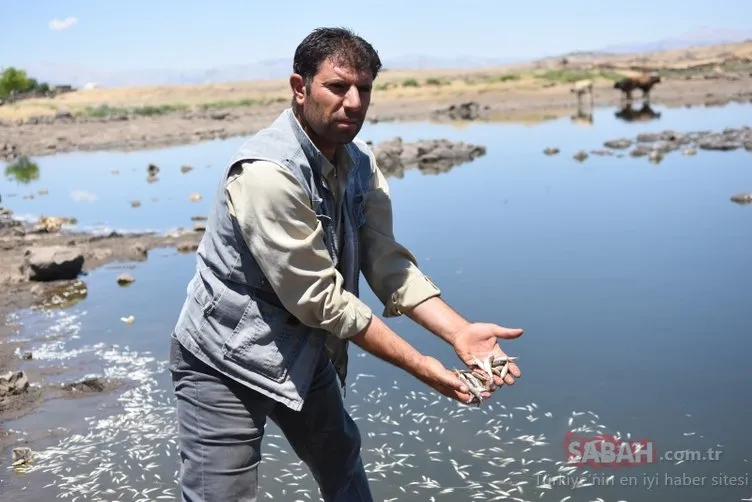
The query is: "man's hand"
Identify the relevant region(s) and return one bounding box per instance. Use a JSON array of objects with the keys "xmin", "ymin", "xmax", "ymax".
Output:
[
  {"xmin": 414, "ymin": 355, "xmax": 476, "ymax": 404},
  {"xmin": 452, "ymin": 322, "xmax": 523, "ymax": 388}
]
